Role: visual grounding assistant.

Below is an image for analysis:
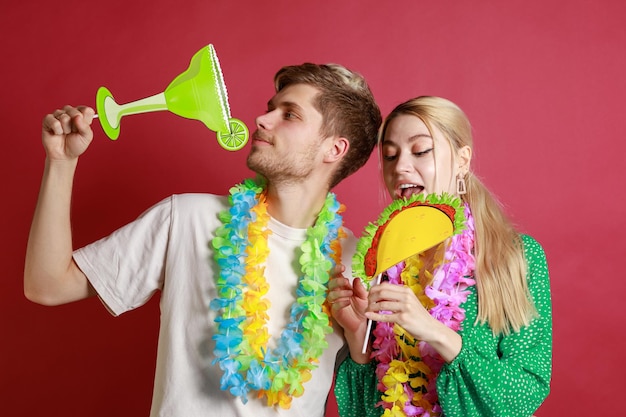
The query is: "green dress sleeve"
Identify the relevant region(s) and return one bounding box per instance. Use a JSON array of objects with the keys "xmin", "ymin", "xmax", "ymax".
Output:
[
  {"xmin": 437, "ymin": 234, "xmax": 553, "ymax": 416},
  {"xmin": 334, "ymin": 358, "xmax": 380, "ymax": 417}
]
